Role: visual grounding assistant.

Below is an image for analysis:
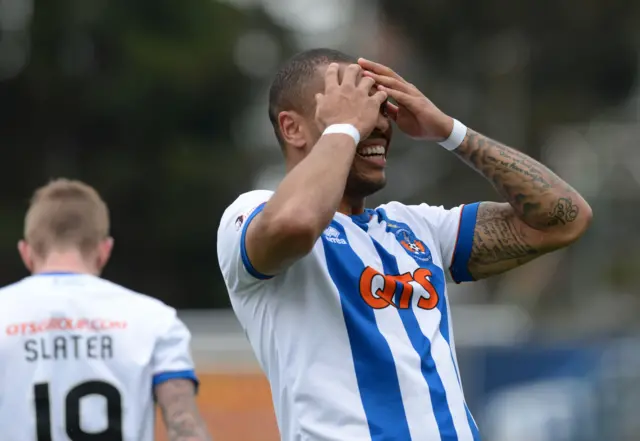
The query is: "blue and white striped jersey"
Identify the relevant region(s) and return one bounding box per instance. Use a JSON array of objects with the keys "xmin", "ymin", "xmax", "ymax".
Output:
[{"xmin": 218, "ymin": 190, "xmax": 481, "ymax": 441}]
